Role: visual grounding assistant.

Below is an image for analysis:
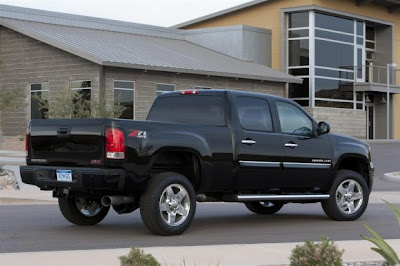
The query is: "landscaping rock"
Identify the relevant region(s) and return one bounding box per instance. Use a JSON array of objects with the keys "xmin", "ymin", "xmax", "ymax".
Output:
[
  {"xmin": 0, "ymin": 168, "xmax": 19, "ymax": 190},
  {"xmin": 343, "ymin": 261, "xmax": 388, "ymax": 266}
]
